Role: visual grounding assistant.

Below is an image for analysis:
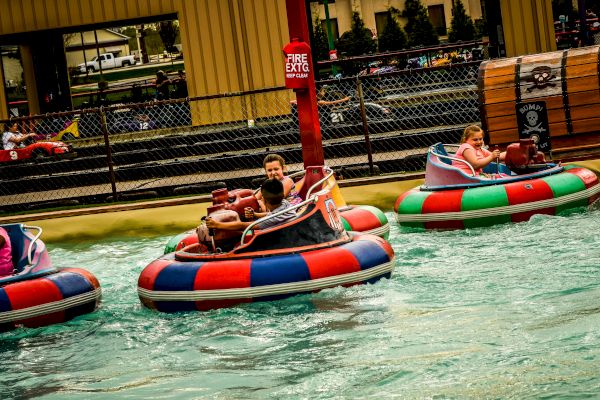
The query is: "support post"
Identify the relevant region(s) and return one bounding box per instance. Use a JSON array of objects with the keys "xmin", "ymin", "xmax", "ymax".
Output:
[
  {"xmin": 356, "ymin": 78, "xmax": 374, "ymax": 175},
  {"xmin": 286, "ymin": 0, "xmax": 325, "ymax": 167},
  {"xmin": 100, "ymin": 107, "xmax": 118, "ymax": 201},
  {"xmin": 578, "ymin": 0, "xmax": 591, "ymax": 46}
]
